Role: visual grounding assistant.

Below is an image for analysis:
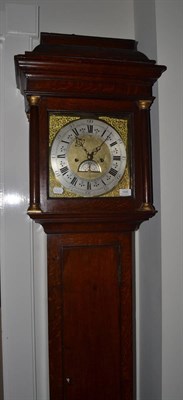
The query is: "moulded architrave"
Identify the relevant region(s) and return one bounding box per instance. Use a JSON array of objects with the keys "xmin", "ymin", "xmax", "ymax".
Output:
[
  {"xmin": 1, "ymin": 33, "xmax": 35, "ymax": 400},
  {"xmin": 0, "ymin": 11, "xmax": 5, "ymax": 400},
  {"xmin": 0, "ymin": 4, "xmax": 49, "ymax": 400}
]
